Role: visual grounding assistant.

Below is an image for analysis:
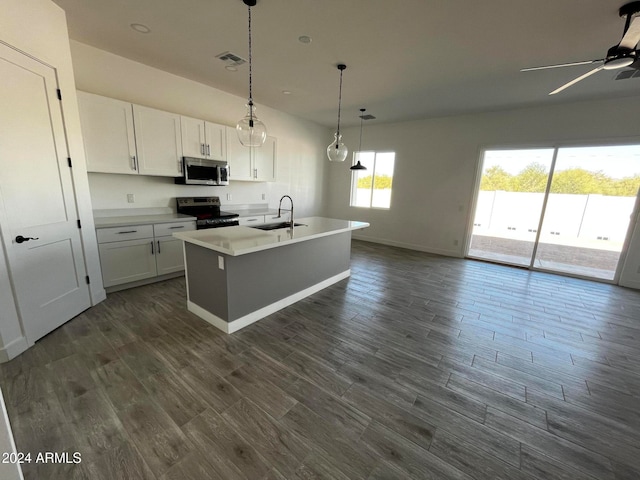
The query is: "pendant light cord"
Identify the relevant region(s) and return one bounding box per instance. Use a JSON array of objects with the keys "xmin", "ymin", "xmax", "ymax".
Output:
[
  {"xmin": 358, "ymin": 112, "xmax": 364, "ymax": 151},
  {"xmin": 336, "ymin": 68, "xmax": 343, "ymax": 137},
  {"xmin": 247, "ymin": 4, "xmax": 254, "ymax": 123}
]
